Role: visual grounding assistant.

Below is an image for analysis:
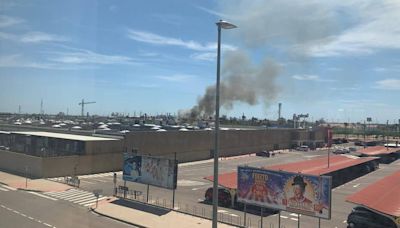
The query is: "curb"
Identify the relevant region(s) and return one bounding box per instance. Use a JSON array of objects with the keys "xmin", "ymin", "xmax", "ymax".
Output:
[{"xmin": 90, "ymin": 208, "xmax": 147, "ymax": 228}]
